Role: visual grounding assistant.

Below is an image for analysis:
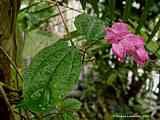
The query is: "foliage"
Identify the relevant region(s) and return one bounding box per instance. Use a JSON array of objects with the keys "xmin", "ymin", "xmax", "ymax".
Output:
[
  {"xmin": 74, "ymin": 0, "xmax": 160, "ymax": 120},
  {"xmin": 22, "ymin": 40, "xmax": 81, "ymax": 112},
  {"xmin": 17, "ymin": 1, "xmax": 56, "ymax": 31},
  {"xmin": 14, "ymin": 0, "xmax": 160, "ymax": 120},
  {"xmin": 74, "ymin": 14, "xmax": 105, "ymax": 41}
]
